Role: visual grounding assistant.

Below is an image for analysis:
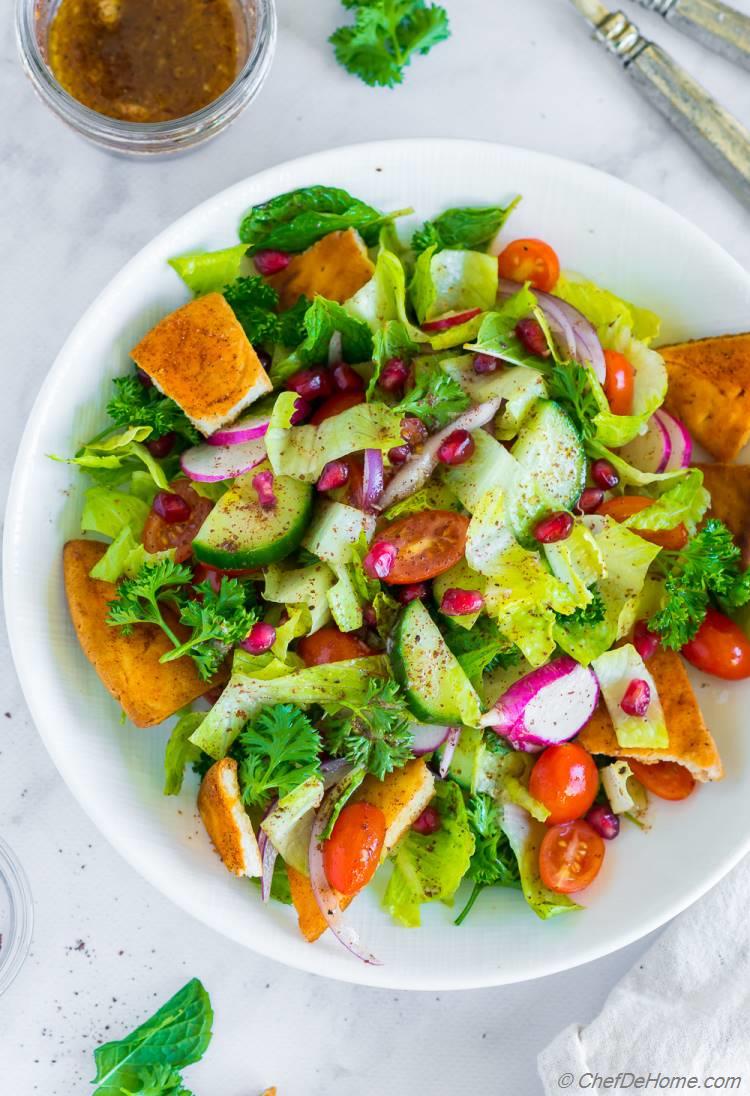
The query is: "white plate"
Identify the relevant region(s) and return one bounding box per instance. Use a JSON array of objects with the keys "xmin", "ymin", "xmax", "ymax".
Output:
[{"xmin": 6, "ymin": 140, "xmax": 750, "ymax": 990}]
